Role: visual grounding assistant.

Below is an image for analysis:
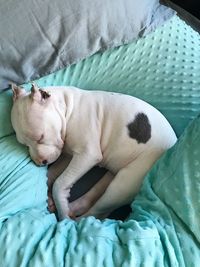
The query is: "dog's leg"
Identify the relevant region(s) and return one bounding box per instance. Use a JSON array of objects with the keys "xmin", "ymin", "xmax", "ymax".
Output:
[
  {"xmin": 47, "ymin": 154, "xmax": 72, "ymax": 212},
  {"xmin": 69, "ymin": 171, "xmax": 114, "ymax": 218},
  {"xmin": 48, "ymin": 154, "xmax": 72, "ymax": 186},
  {"xmin": 82, "ymin": 152, "xmax": 160, "ymax": 219},
  {"xmin": 52, "ymin": 149, "xmax": 102, "ymax": 220}
]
